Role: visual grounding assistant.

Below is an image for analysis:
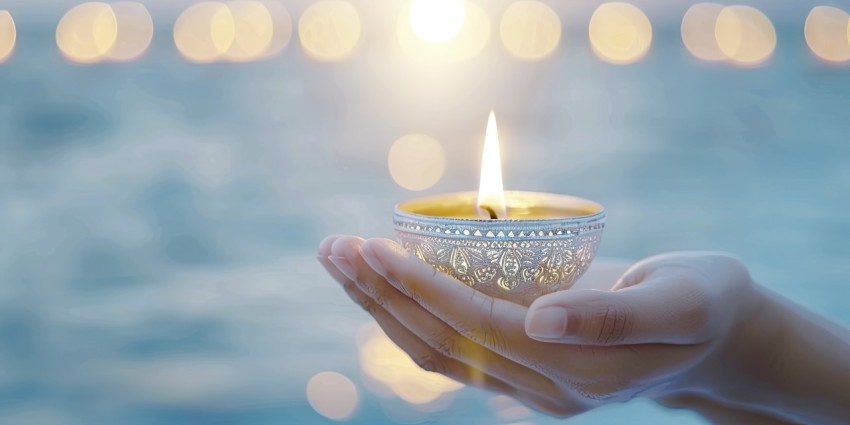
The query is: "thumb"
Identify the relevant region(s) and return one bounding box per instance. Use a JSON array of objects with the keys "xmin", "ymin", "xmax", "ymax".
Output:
[{"xmin": 524, "ymin": 277, "xmax": 713, "ymax": 345}]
